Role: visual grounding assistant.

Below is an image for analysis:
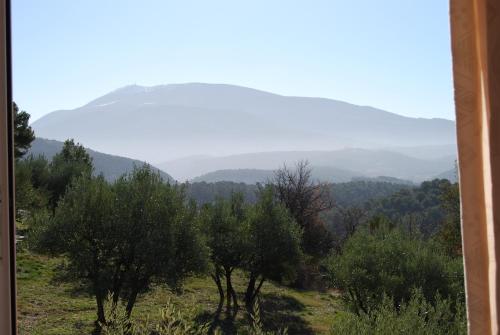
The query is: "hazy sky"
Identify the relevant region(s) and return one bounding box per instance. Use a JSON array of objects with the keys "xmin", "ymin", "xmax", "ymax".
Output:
[{"xmin": 12, "ymin": 0, "xmax": 454, "ymax": 122}]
